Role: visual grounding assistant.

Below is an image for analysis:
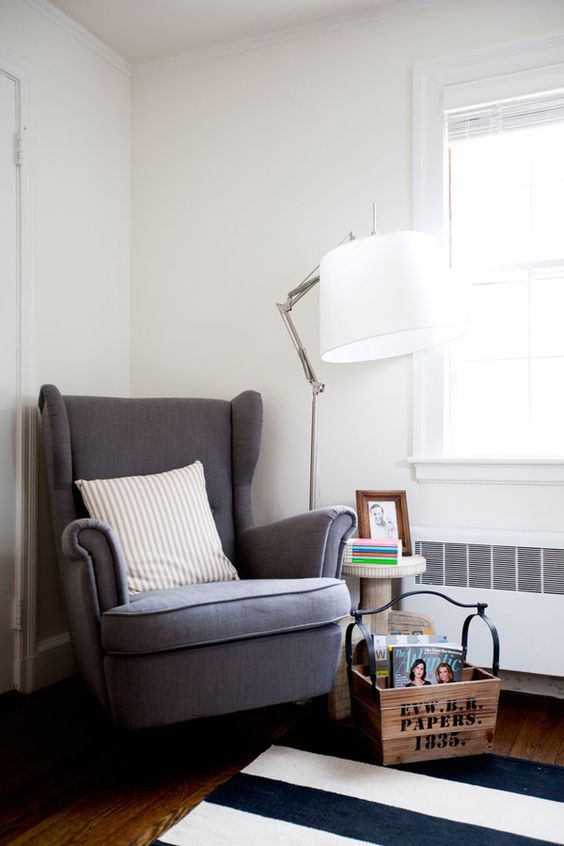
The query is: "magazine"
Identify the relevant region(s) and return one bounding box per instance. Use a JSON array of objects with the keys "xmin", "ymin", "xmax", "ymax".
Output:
[
  {"xmin": 388, "ymin": 643, "xmax": 465, "ymax": 688},
  {"xmin": 369, "ymin": 634, "xmax": 449, "ymax": 681}
]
